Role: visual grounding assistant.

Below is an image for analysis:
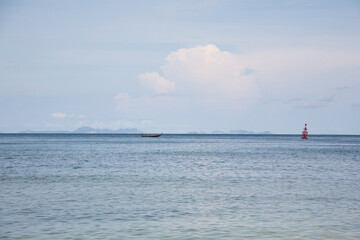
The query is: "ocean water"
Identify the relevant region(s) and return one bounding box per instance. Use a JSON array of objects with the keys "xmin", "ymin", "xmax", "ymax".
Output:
[{"xmin": 0, "ymin": 134, "xmax": 359, "ymax": 239}]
